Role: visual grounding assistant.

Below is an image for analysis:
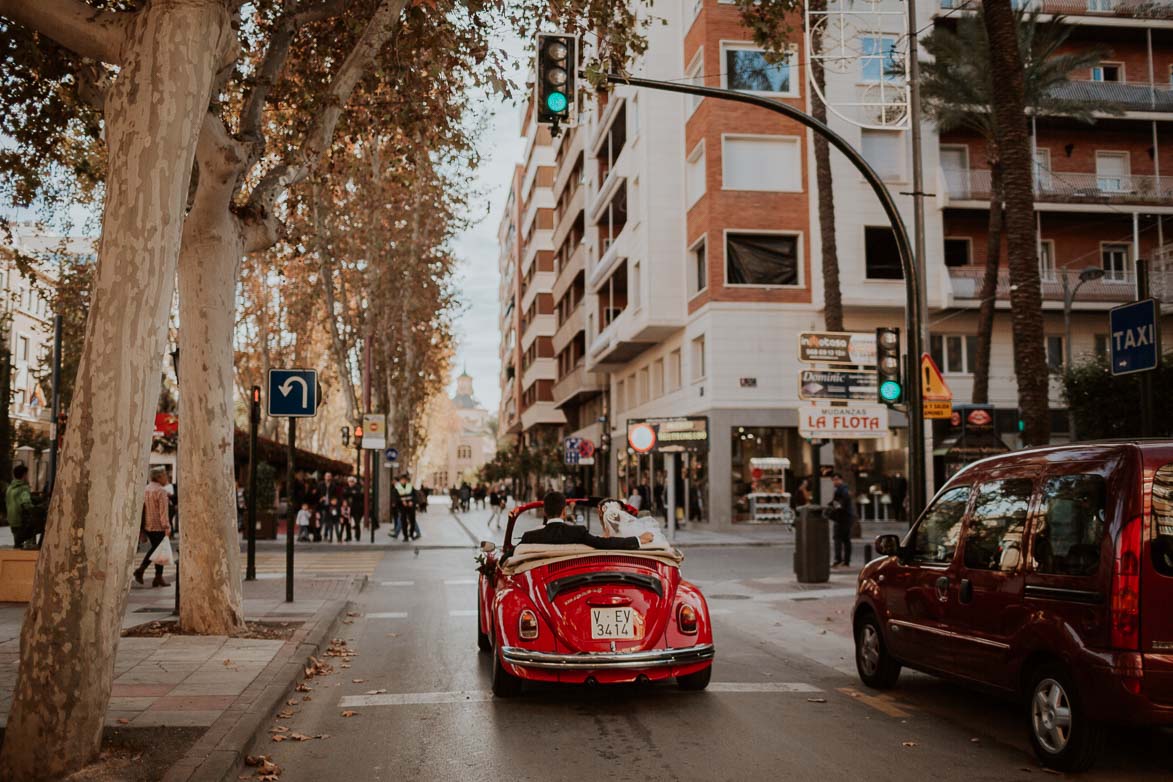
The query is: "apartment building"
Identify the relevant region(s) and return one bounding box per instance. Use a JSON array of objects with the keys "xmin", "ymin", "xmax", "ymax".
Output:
[
  {"xmin": 499, "ymin": 0, "xmax": 1173, "ymax": 527},
  {"xmin": 497, "ymin": 101, "xmax": 568, "ymax": 454}
]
